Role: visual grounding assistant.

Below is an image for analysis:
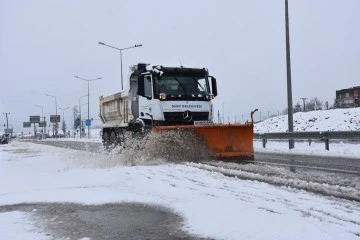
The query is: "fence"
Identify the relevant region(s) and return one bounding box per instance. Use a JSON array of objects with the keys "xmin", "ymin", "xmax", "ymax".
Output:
[{"xmin": 254, "ymin": 131, "xmax": 360, "ymax": 150}]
